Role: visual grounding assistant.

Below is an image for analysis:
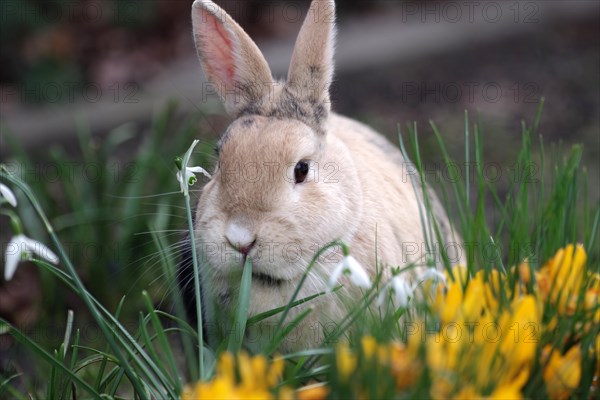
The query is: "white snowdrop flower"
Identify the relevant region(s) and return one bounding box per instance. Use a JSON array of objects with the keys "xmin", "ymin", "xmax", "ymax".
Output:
[
  {"xmin": 413, "ymin": 268, "xmax": 447, "ymax": 298},
  {"xmin": 377, "ymin": 275, "xmax": 413, "ymax": 308},
  {"xmin": 4, "ymin": 234, "xmax": 59, "ymax": 281},
  {"xmin": 391, "ymin": 275, "xmax": 413, "ymax": 307},
  {"xmin": 328, "ymin": 255, "xmax": 371, "ymax": 291},
  {"xmin": 415, "ymin": 269, "xmax": 446, "ymax": 285},
  {"xmin": 0, "ymin": 183, "xmax": 17, "ymax": 207},
  {"xmin": 176, "ymin": 166, "xmax": 212, "ymax": 193},
  {"xmin": 176, "ymin": 140, "xmax": 211, "ymax": 195}
]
